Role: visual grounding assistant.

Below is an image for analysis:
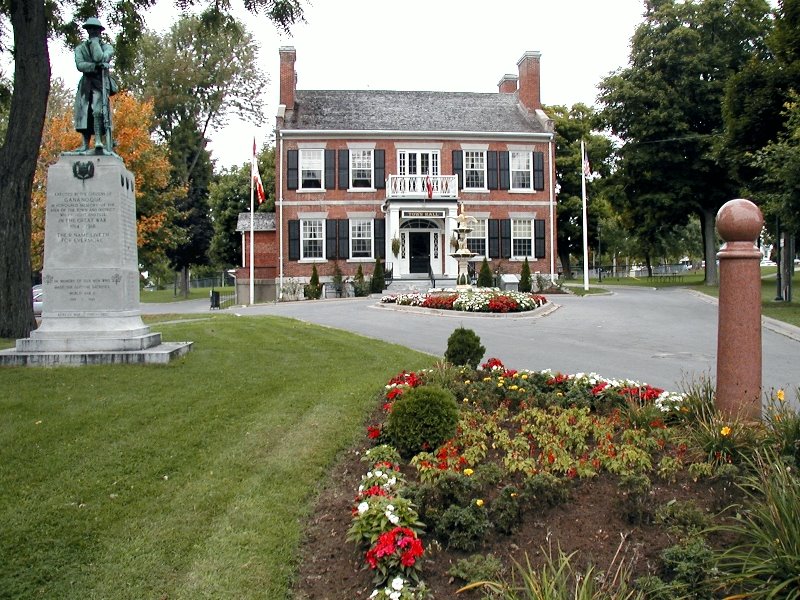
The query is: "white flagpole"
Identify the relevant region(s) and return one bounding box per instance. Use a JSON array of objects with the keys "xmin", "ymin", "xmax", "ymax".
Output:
[
  {"xmin": 581, "ymin": 140, "xmax": 589, "ymax": 291},
  {"xmin": 249, "ymin": 139, "xmax": 255, "ymax": 305}
]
